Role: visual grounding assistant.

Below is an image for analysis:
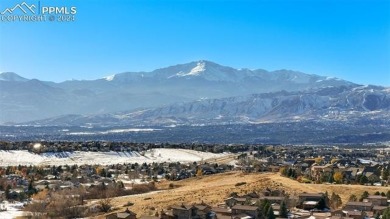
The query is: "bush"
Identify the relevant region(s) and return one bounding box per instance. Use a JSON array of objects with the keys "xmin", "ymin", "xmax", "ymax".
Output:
[
  {"xmin": 235, "ymin": 182, "xmax": 246, "ymax": 187},
  {"xmin": 123, "ymin": 201, "xmax": 134, "ymax": 207}
]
